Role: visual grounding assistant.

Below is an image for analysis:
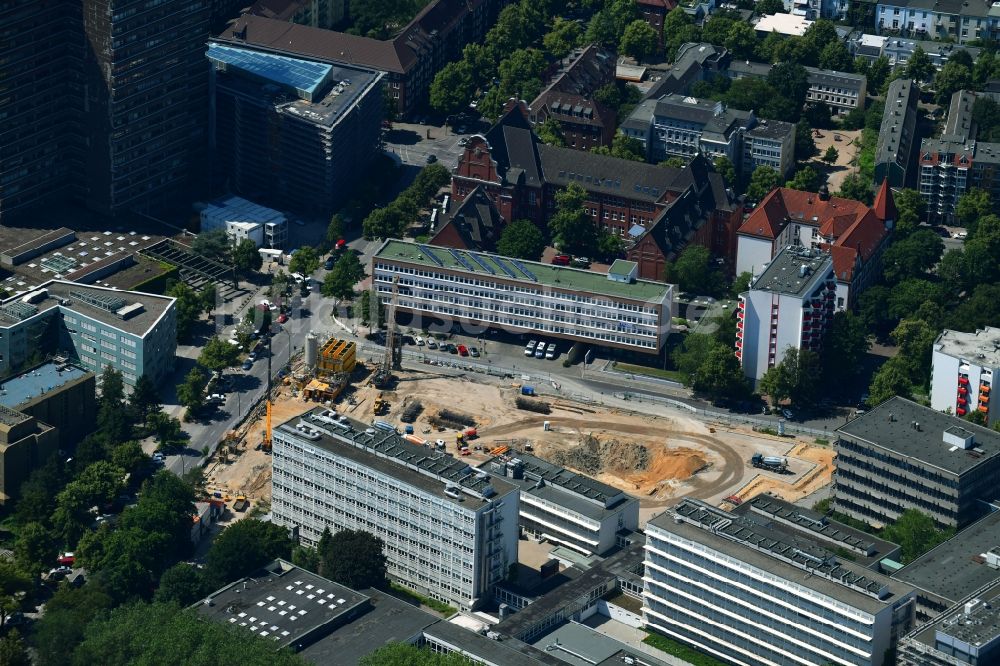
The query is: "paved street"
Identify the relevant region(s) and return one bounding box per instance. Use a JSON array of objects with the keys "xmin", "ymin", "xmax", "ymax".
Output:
[{"xmin": 383, "ymin": 119, "xmax": 483, "ymax": 171}]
